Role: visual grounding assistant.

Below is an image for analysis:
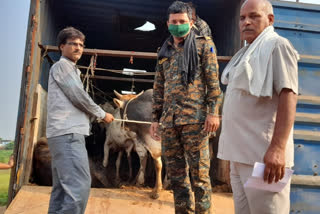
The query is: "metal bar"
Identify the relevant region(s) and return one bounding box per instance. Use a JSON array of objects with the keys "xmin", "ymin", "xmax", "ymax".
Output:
[
  {"xmin": 84, "ymin": 74, "xmax": 154, "ymax": 83},
  {"xmin": 271, "ymin": 0, "xmax": 320, "ymax": 11},
  {"xmin": 299, "ymin": 55, "xmax": 320, "ymax": 65},
  {"xmin": 40, "ymin": 56, "xmax": 156, "ymax": 76},
  {"xmin": 295, "ymin": 112, "xmax": 320, "ymax": 124},
  {"xmin": 294, "ymin": 130, "xmax": 320, "ymax": 142},
  {"xmin": 274, "ymin": 21, "xmax": 320, "ymax": 33},
  {"xmin": 38, "ymin": 44, "xmax": 232, "ymax": 62},
  {"xmin": 77, "ymin": 66, "xmax": 156, "ymax": 76},
  {"xmin": 298, "ymin": 95, "xmax": 320, "ymax": 105},
  {"xmin": 291, "ymin": 175, "xmax": 320, "ymax": 186}
]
